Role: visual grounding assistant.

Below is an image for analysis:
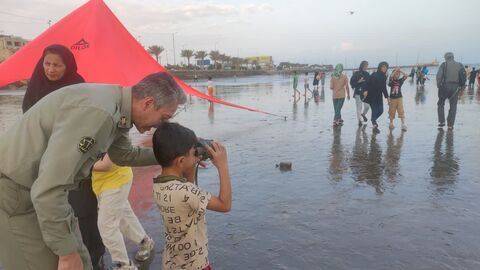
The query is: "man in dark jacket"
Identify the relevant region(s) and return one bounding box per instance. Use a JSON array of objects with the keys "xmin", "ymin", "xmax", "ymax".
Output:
[{"xmin": 436, "ymin": 52, "xmax": 466, "ymax": 130}]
